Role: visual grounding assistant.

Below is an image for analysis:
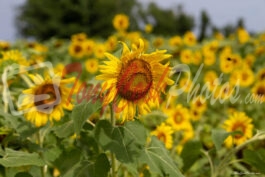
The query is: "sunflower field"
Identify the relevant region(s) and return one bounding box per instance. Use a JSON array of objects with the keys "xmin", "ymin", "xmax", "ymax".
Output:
[{"xmin": 1, "ymin": 14, "xmax": 265, "ymax": 177}]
